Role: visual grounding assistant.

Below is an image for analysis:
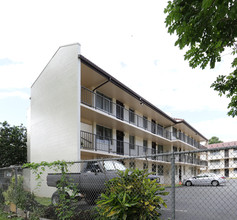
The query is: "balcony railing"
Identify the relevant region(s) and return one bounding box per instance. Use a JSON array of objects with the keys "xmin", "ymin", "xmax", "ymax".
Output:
[
  {"xmin": 81, "ymin": 86, "xmax": 201, "ymax": 149},
  {"xmin": 172, "ymin": 131, "xmax": 200, "ymax": 148},
  {"xmin": 81, "ymin": 87, "xmax": 171, "ymax": 140},
  {"xmin": 80, "ymin": 131, "xmax": 206, "ymax": 166}
]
